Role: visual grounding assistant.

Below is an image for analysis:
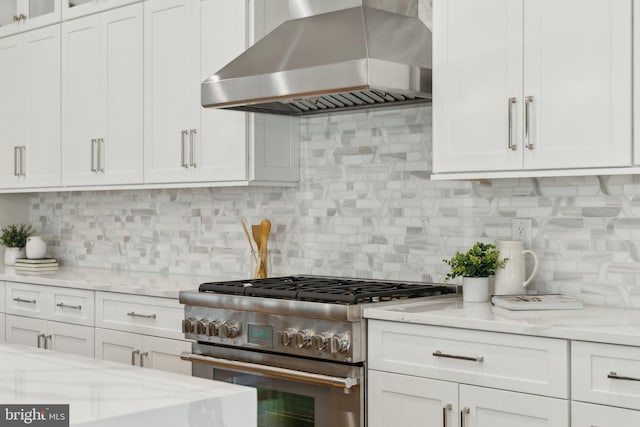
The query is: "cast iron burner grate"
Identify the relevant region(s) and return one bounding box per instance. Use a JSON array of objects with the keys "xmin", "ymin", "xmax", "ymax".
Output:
[{"xmin": 198, "ymin": 276, "xmax": 454, "ymax": 305}]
